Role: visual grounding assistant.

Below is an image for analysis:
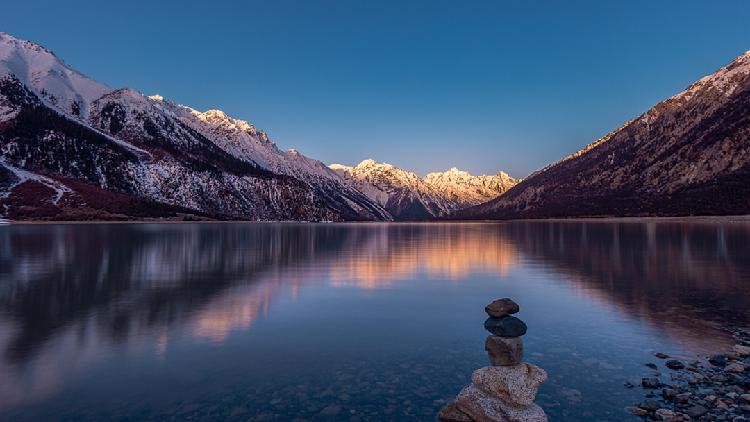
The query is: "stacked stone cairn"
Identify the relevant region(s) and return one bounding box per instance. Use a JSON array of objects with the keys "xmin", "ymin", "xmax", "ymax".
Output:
[{"xmin": 438, "ymin": 298, "xmax": 548, "ymax": 422}]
